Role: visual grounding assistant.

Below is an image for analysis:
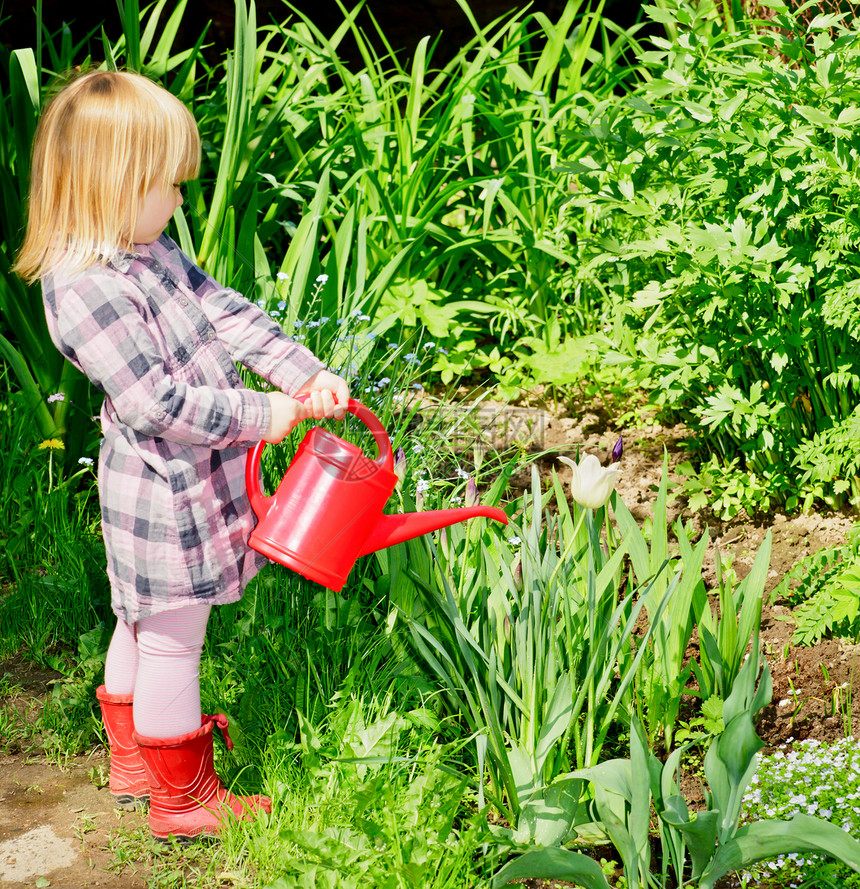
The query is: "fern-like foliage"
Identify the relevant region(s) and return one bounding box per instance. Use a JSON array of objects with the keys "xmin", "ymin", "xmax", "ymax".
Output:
[
  {"xmin": 793, "ymin": 406, "xmax": 860, "ymax": 500},
  {"xmin": 772, "ymin": 524, "xmax": 860, "ymax": 646}
]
